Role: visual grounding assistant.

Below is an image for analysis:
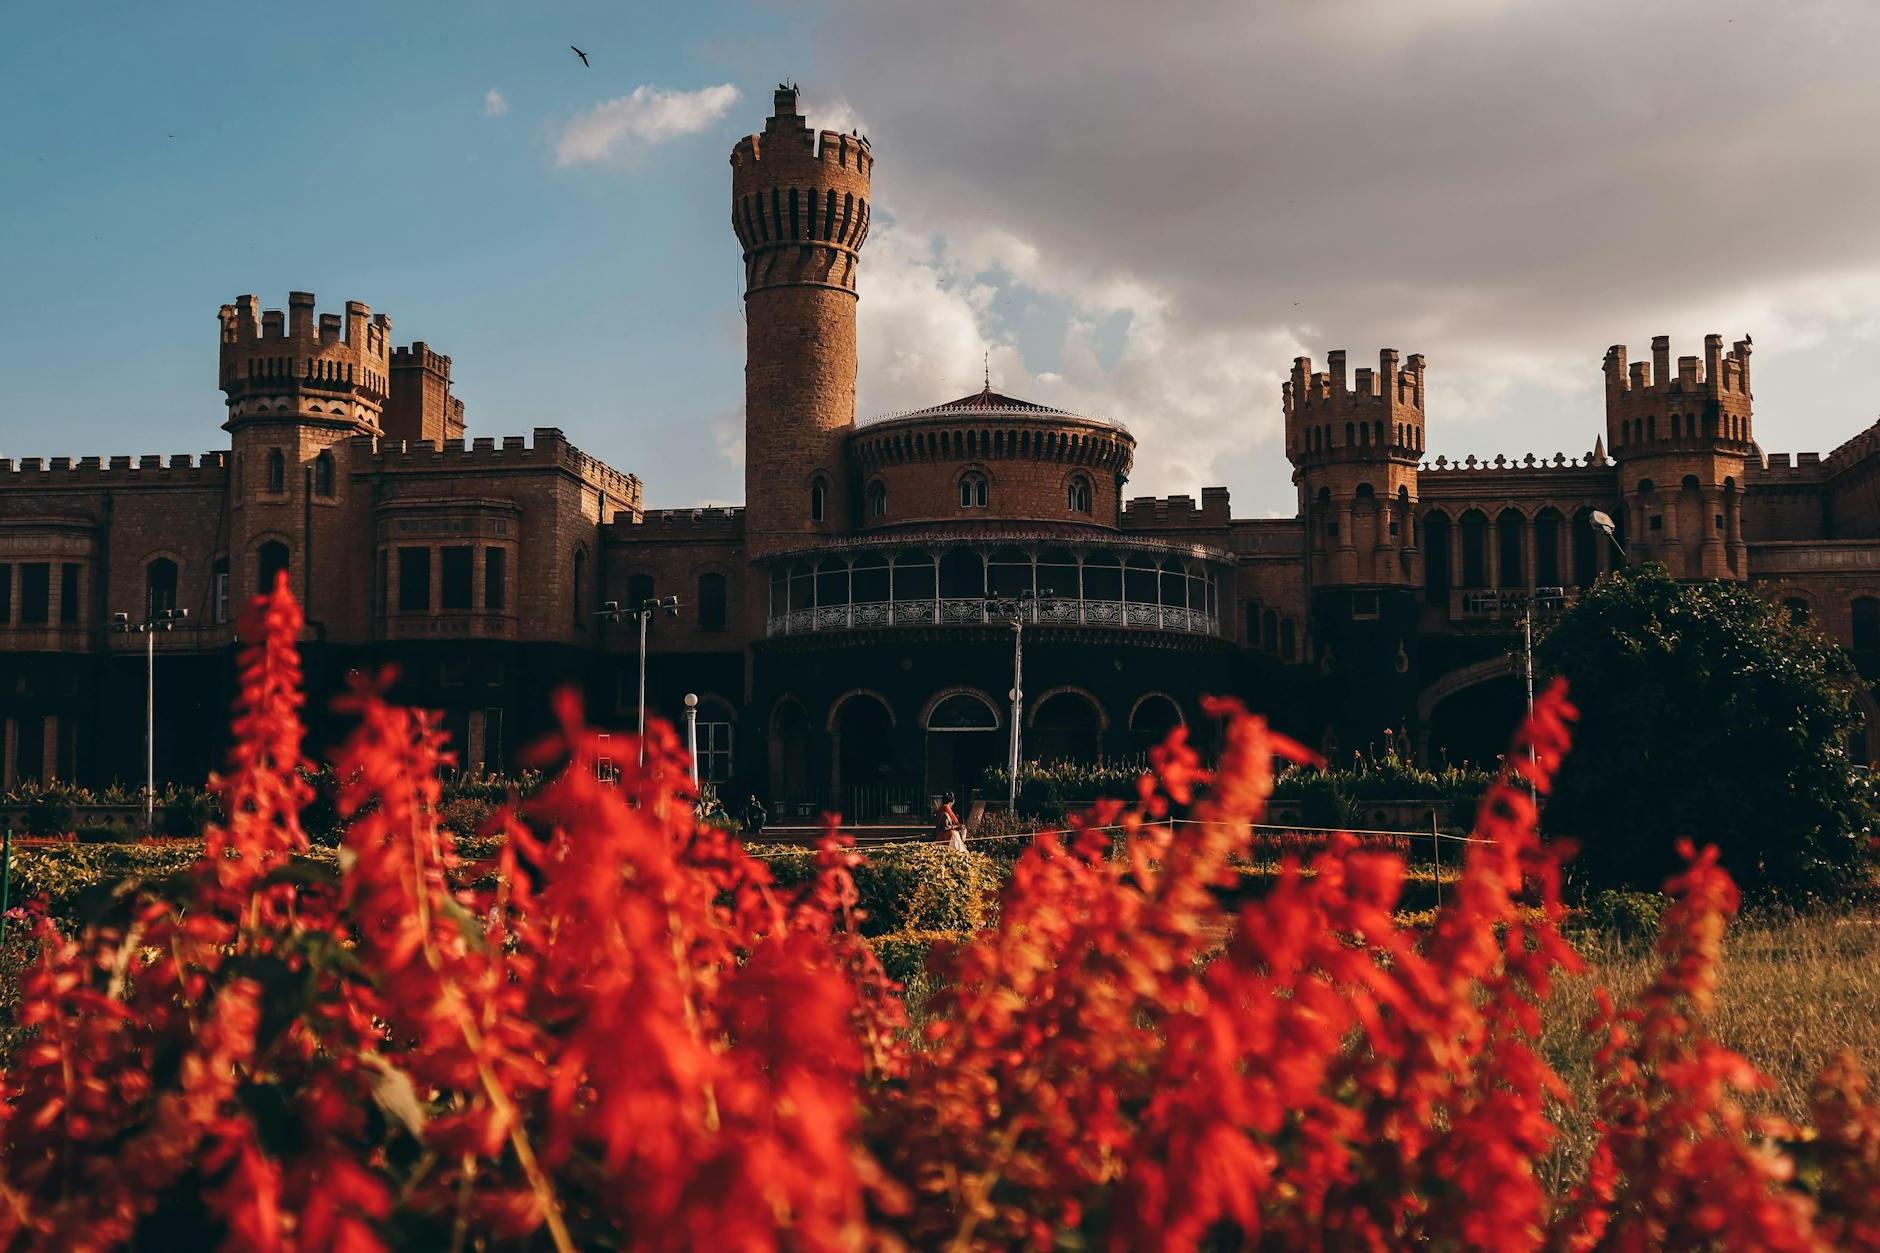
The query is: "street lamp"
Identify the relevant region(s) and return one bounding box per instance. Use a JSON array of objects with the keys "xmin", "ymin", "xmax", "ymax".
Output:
[
  {"xmin": 110, "ymin": 605, "xmax": 188, "ymax": 831},
  {"xmin": 984, "ymin": 588, "xmax": 1058, "ymax": 813},
  {"xmin": 683, "ymin": 692, "xmax": 700, "ymax": 789},
  {"xmin": 598, "ymin": 595, "xmax": 680, "ymax": 766},
  {"xmin": 1462, "ymin": 586, "xmax": 1568, "ymax": 797},
  {"xmin": 1589, "ymin": 509, "xmax": 1627, "ymax": 562}
]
